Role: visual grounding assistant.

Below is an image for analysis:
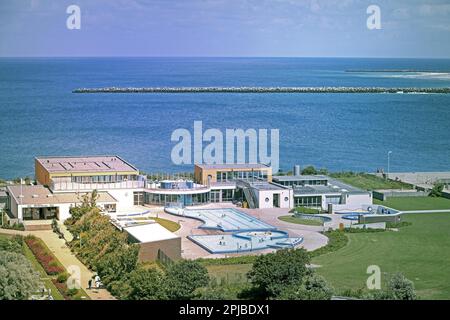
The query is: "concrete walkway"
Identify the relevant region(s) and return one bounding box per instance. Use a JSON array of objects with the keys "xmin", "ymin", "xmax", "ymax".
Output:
[
  {"xmin": 400, "ymin": 209, "xmax": 450, "ymax": 214},
  {"xmin": 0, "ymin": 228, "xmax": 115, "ymax": 300}
]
